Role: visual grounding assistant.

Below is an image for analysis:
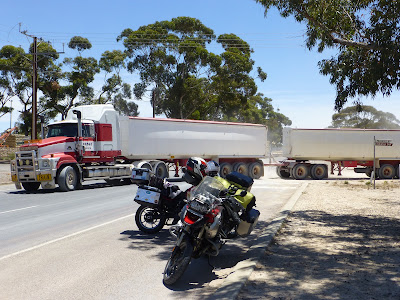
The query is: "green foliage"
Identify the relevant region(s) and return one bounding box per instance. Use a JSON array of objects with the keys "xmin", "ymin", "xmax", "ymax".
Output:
[
  {"xmin": 331, "ymin": 105, "xmax": 400, "ymax": 129},
  {"xmin": 68, "ymin": 36, "xmax": 92, "ymax": 53},
  {"xmin": 256, "ymin": 0, "xmax": 400, "ymax": 110},
  {"xmin": 118, "ymin": 17, "xmax": 276, "ymax": 124},
  {"xmin": 1, "ymin": 19, "xmax": 290, "ymax": 142},
  {"xmin": 40, "ymin": 37, "xmax": 100, "ymax": 120}
]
